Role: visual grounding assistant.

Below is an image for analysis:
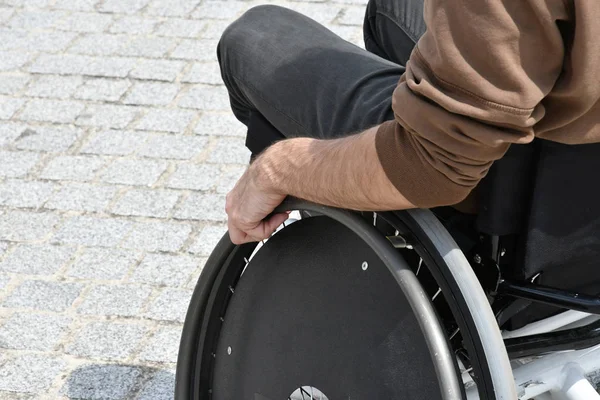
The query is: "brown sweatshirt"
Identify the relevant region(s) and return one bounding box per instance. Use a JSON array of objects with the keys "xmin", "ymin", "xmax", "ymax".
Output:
[{"xmin": 375, "ymin": 0, "xmax": 600, "ymax": 208}]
